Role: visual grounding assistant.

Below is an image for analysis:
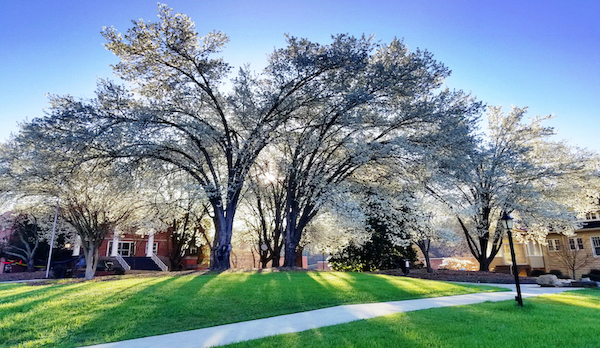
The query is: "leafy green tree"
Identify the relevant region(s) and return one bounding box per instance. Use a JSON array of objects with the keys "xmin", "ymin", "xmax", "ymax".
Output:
[{"xmin": 329, "ymin": 215, "xmax": 417, "ymax": 272}]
